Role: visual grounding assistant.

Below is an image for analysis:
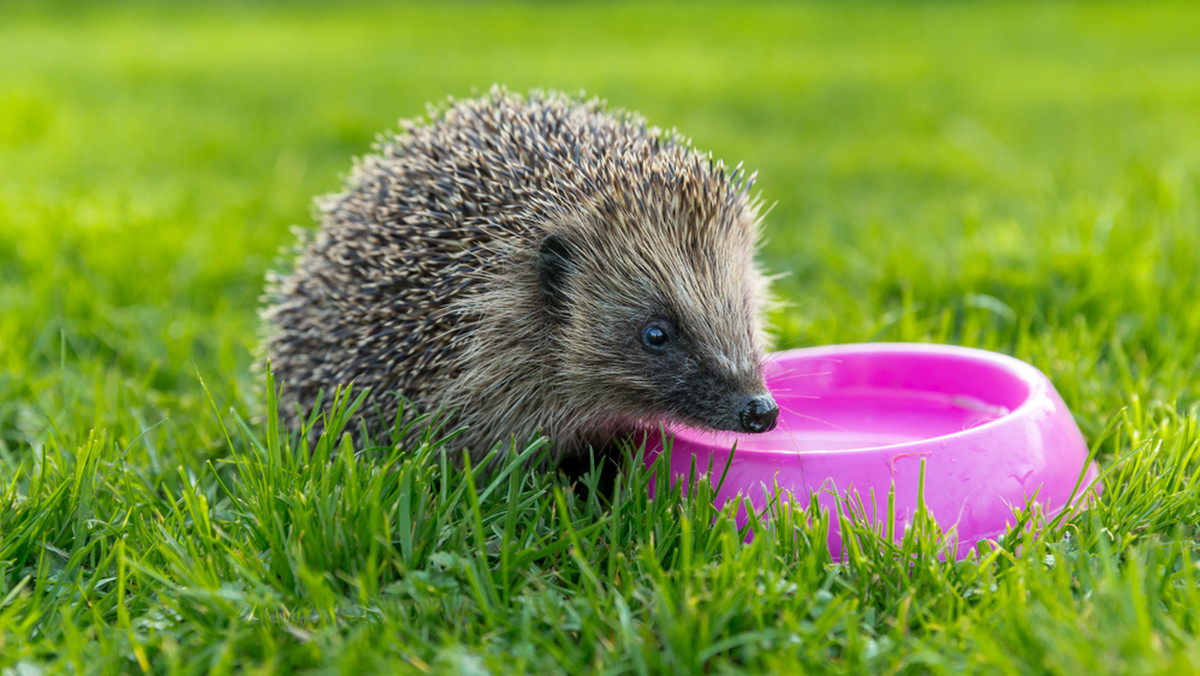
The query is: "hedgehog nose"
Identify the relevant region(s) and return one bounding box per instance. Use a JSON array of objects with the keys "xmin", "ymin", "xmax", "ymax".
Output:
[{"xmin": 739, "ymin": 394, "xmax": 779, "ymax": 433}]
